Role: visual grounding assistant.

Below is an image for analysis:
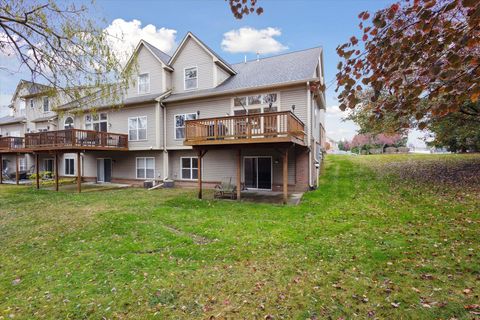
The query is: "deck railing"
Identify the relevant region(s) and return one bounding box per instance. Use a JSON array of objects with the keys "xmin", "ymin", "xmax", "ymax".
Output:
[
  {"xmin": 185, "ymin": 111, "xmax": 305, "ymax": 145},
  {"xmin": 0, "ymin": 136, "xmax": 24, "ymax": 150},
  {"xmin": 24, "ymin": 129, "xmax": 128, "ymax": 149}
]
